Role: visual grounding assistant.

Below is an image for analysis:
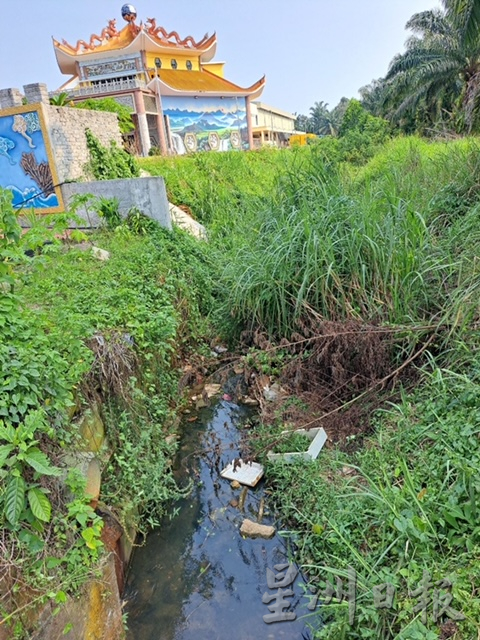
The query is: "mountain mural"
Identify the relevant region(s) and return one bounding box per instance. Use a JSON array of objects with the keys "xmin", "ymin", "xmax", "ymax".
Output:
[{"xmin": 162, "ymin": 97, "xmax": 248, "ymax": 153}]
